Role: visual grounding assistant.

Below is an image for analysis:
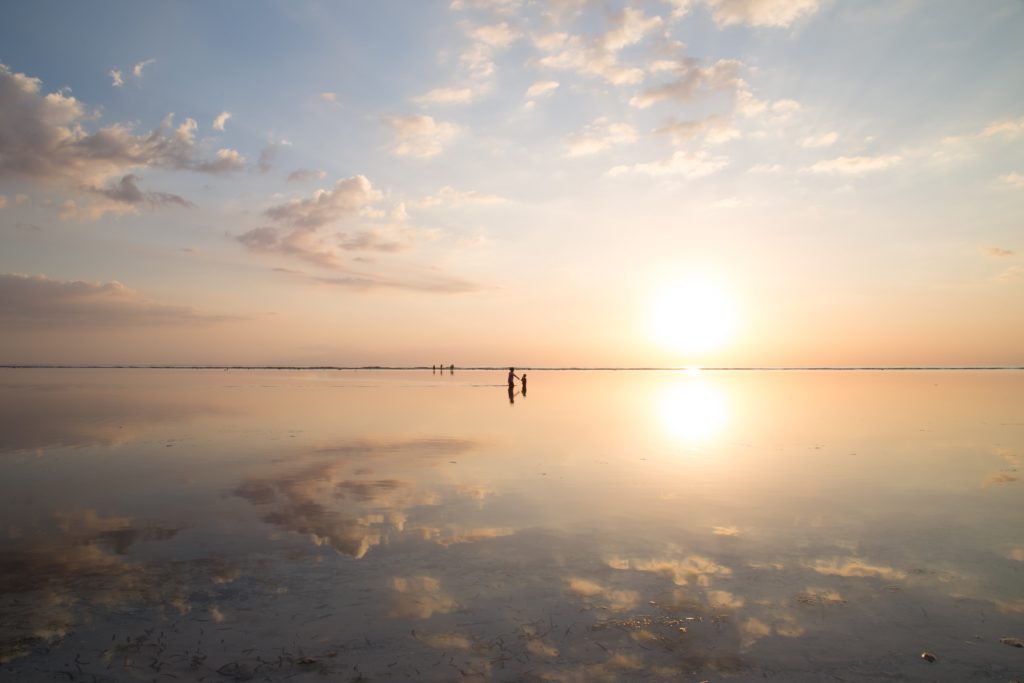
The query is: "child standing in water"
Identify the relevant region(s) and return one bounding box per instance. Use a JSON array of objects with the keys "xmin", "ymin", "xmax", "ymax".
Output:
[{"xmin": 521, "ymin": 373, "xmax": 527, "ymax": 394}]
